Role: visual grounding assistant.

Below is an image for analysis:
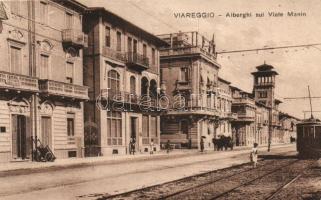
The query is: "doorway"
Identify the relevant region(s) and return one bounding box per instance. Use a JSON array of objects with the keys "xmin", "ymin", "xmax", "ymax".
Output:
[
  {"xmin": 12, "ymin": 115, "xmax": 28, "ymax": 159},
  {"xmin": 41, "ymin": 116, "xmax": 52, "ymax": 148},
  {"xmin": 130, "ymin": 117, "xmax": 137, "ymax": 140}
]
